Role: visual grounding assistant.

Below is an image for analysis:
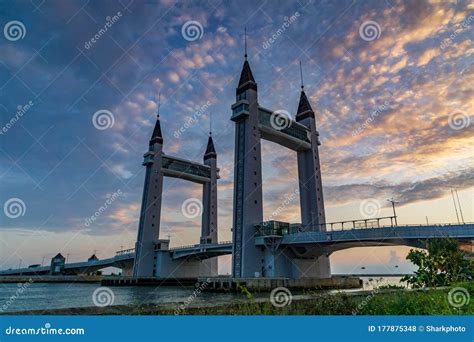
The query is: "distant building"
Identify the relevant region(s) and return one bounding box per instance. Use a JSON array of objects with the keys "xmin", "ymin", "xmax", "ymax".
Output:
[
  {"xmin": 88, "ymin": 254, "xmax": 99, "ymax": 262},
  {"xmin": 49, "ymin": 253, "xmax": 65, "ymax": 275}
]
